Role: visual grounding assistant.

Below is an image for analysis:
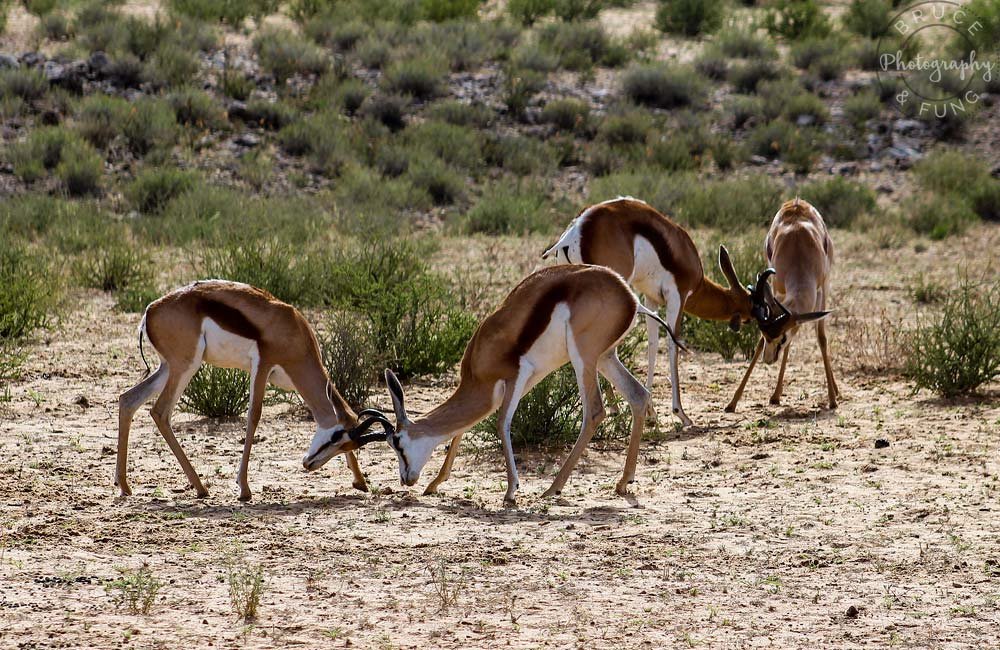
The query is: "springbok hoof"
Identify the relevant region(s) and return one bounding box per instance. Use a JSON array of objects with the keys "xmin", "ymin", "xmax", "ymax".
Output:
[
  {"xmin": 423, "ymin": 484, "xmax": 440, "ymax": 496},
  {"xmin": 615, "ymin": 482, "xmax": 631, "ymax": 497},
  {"xmin": 769, "ymin": 396, "xmax": 781, "ymax": 406},
  {"xmin": 503, "ymin": 496, "xmax": 517, "ymax": 508},
  {"xmin": 540, "ymin": 487, "xmax": 561, "ymax": 499},
  {"xmin": 352, "ymin": 480, "xmax": 369, "ymax": 493},
  {"xmin": 724, "ymin": 402, "xmax": 737, "ymax": 413}
]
